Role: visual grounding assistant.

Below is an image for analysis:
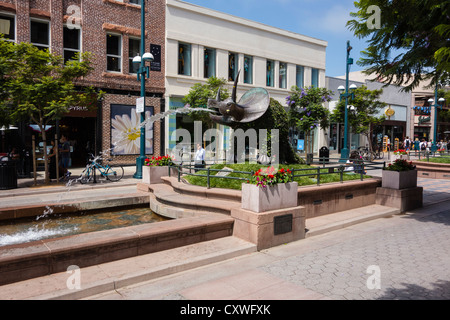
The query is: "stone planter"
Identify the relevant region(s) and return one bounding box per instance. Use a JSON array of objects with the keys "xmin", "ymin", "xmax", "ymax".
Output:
[
  {"xmin": 241, "ymin": 182, "xmax": 298, "ymax": 213},
  {"xmin": 381, "ymin": 169, "xmax": 417, "ymax": 190},
  {"xmin": 143, "ymin": 166, "xmax": 177, "ymax": 184}
]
